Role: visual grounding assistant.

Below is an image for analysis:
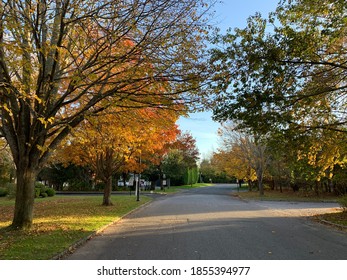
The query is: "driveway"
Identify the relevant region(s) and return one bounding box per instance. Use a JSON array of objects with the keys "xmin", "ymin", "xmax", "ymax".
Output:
[{"xmin": 65, "ymin": 184, "xmax": 346, "ymax": 260}]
